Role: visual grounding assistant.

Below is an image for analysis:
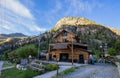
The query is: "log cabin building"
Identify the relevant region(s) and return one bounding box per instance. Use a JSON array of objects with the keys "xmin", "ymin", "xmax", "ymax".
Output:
[{"xmin": 46, "ymin": 29, "xmax": 89, "ymax": 63}]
